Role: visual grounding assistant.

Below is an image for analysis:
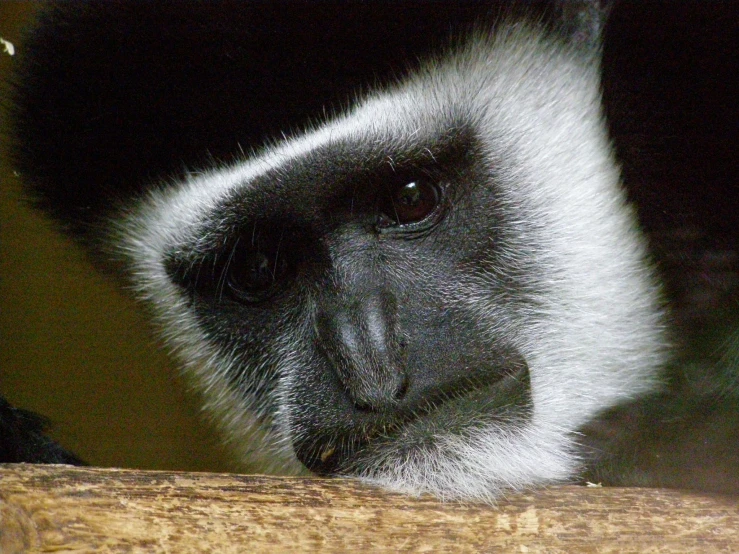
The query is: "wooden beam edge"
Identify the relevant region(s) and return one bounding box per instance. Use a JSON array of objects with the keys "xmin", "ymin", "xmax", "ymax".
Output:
[{"xmin": 1, "ymin": 464, "xmax": 738, "ymax": 552}]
